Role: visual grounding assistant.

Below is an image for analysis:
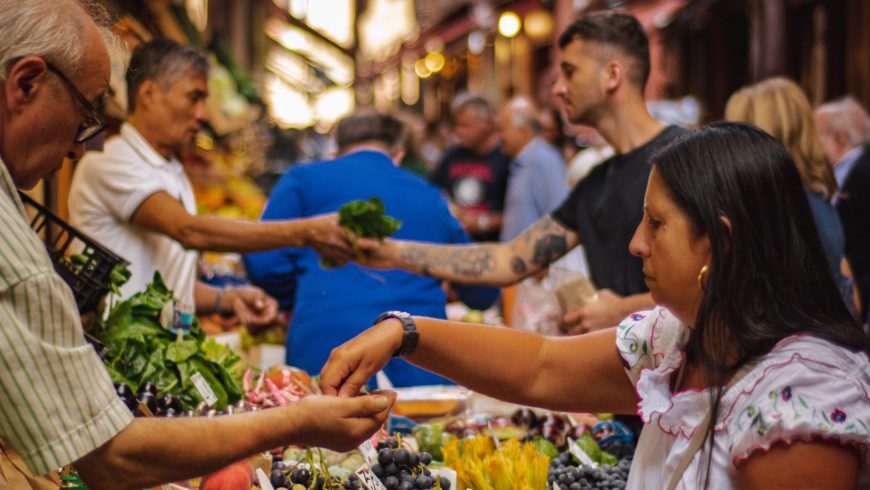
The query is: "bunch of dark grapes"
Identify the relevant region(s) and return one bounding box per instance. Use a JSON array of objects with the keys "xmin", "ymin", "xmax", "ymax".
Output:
[
  {"xmin": 547, "ymin": 451, "xmax": 631, "ymax": 490},
  {"xmin": 370, "ymin": 437, "xmax": 450, "ymax": 490},
  {"xmin": 115, "ymin": 382, "xmax": 182, "ymax": 417}
]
